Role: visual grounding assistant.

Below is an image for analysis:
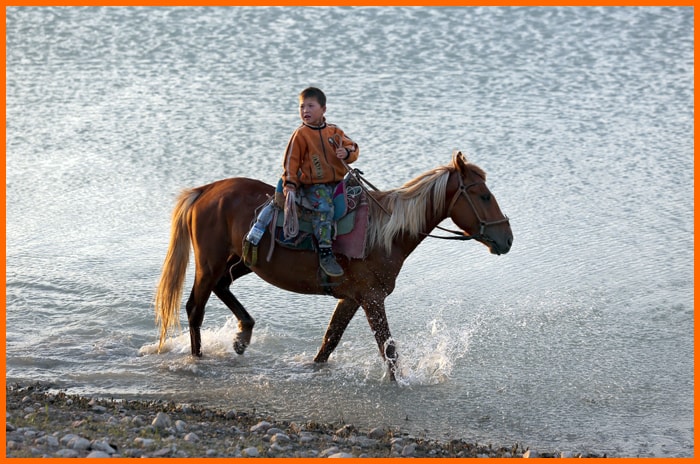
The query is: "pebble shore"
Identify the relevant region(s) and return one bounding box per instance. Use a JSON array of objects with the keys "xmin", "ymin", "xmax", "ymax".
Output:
[{"xmin": 6, "ymin": 383, "xmax": 605, "ymax": 458}]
